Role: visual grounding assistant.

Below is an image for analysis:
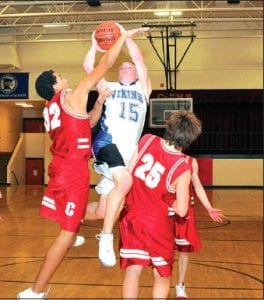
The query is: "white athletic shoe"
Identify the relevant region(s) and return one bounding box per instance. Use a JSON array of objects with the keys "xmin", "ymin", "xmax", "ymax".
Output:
[
  {"xmin": 175, "ymin": 283, "xmax": 188, "ymax": 298},
  {"xmin": 95, "ymin": 176, "xmax": 115, "ymax": 195},
  {"xmin": 17, "ymin": 288, "xmax": 47, "ymax": 299},
  {"xmin": 73, "ymin": 235, "xmax": 85, "ymax": 247},
  {"xmin": 93, "ymin": 161, "xmax": 112, "ymax": 180},
  {"xmin": 95, "ymin": 231, "xmax": 116, "ymax": 267}
]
